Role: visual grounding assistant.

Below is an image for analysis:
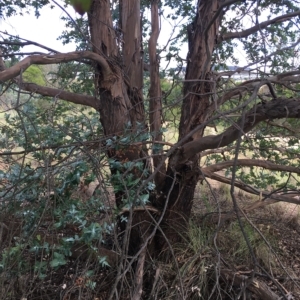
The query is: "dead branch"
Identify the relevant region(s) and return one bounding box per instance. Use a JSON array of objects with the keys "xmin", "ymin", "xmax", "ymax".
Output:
[
  {"xmin": 201, "ymin": 146, "xmax": 235, "ymax": 157},
  {"xmin": 220, "ymin": 269, "xmax": 280, "ymax": 300}
]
